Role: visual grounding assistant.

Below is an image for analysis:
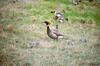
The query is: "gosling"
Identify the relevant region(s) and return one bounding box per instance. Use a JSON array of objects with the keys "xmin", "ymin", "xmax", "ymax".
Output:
[{"xmin": 51, "ymin": 11, "xmax": 68, "ymax": 23}]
